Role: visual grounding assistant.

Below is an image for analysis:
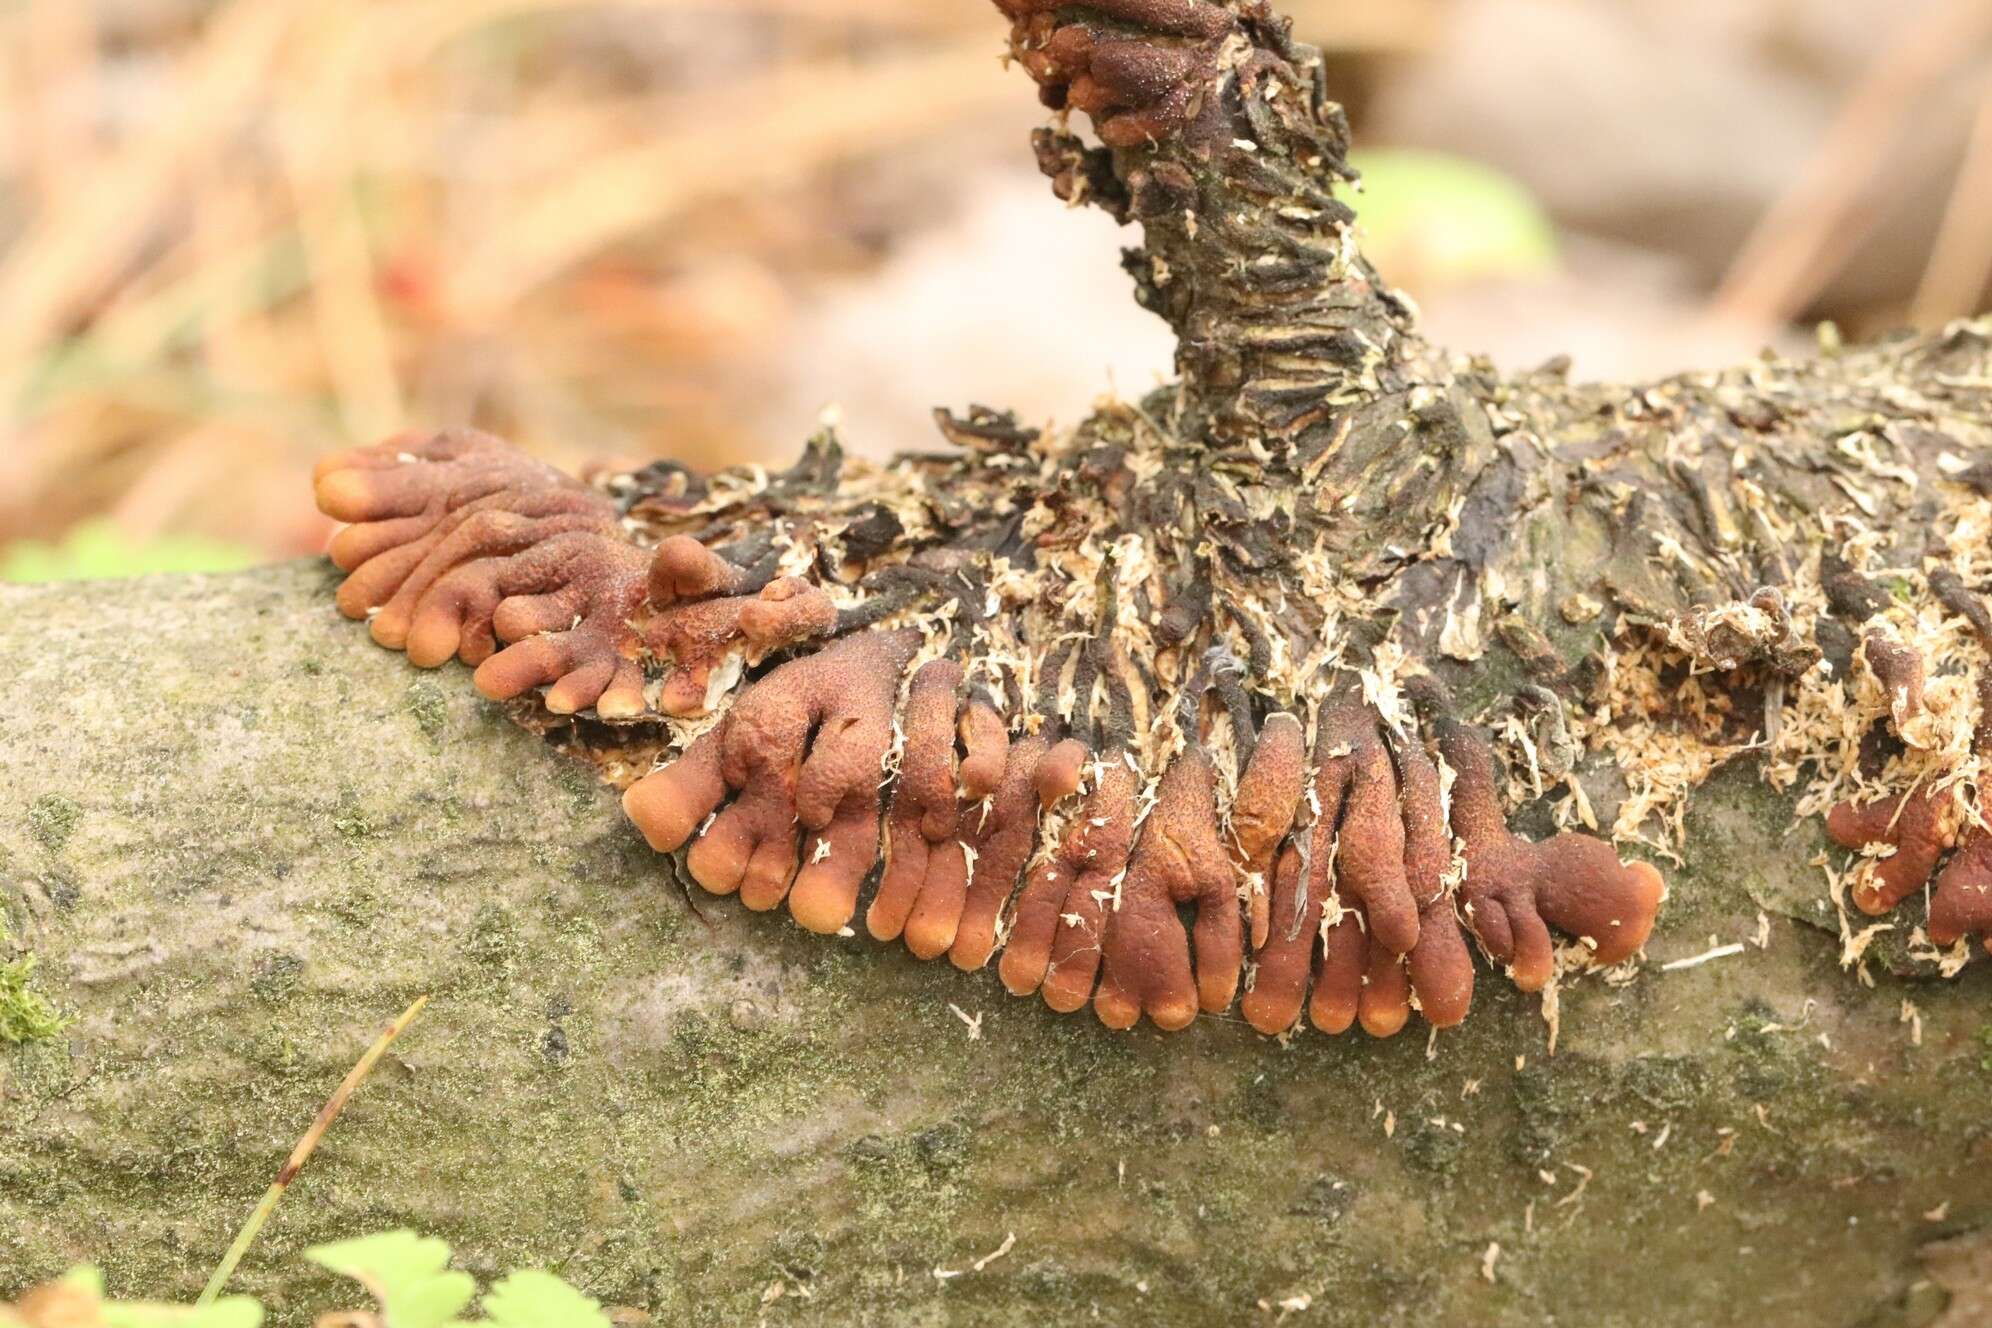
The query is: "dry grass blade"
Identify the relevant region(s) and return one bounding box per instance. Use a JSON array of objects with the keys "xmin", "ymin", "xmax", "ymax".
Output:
[
  {"xmin": 196, "ymin": 994, "xmax": 431, "ymax": 1307},
  {"xmin": 1912, "ymin": 76, "xmax": 1992, "ymax": 328},
  {"xmin": 0, "ymin": 0, "xmax": 1441, "ymax": 561},
  {"xmin": 0, "ymin": 0, "xmax": 293, "ymax": 385},
  {"xmin": 442, "ymin": 39, "xmax": 1010, "ymax": 321},
  {"xmin": 1710, "ymin": 0, "xmax": 1992, "ymax": 327}
]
